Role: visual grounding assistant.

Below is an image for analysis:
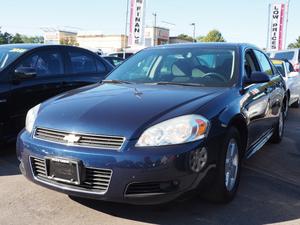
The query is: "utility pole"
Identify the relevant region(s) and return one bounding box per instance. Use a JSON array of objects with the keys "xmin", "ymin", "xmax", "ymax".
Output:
[
  {"xmin": 152, "ymin": 12, "xmax": 157, "ymax": 46},
  {"xmin": 190, "ymin": 23, "xmax": 196, "ymax": 42},
  {"xmin": 123, "ymin": 0, "xmax": 130, "ymax": 59}
]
